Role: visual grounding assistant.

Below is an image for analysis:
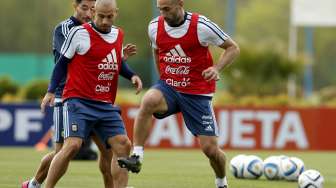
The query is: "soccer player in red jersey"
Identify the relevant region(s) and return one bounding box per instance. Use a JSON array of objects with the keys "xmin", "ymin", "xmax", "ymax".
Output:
[
  {"xmin": 21, "ymin": 1, "xmax": 137, "ymax": 188},
  {"xmin": 118, "ymin": 0, "xmax": 239, "ymax": 187},
  {"xmin": 40, "ymin": 0, "xmax": 142, "ymax": 187}
]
